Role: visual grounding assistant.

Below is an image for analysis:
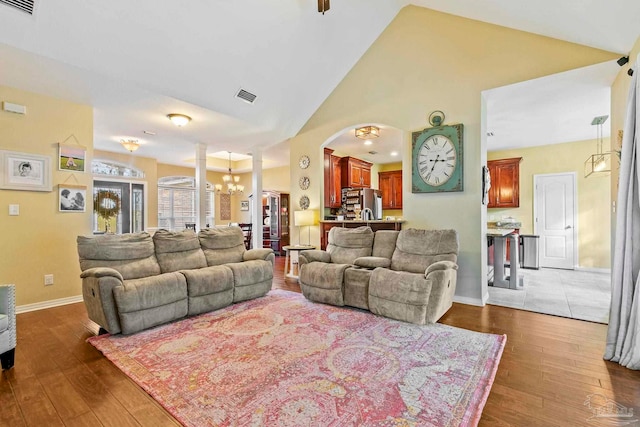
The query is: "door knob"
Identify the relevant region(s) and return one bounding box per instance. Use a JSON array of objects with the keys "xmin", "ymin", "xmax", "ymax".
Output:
[{"xmin": 565, "ymin": 225, "xmax": 572, "ymax": 229}]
